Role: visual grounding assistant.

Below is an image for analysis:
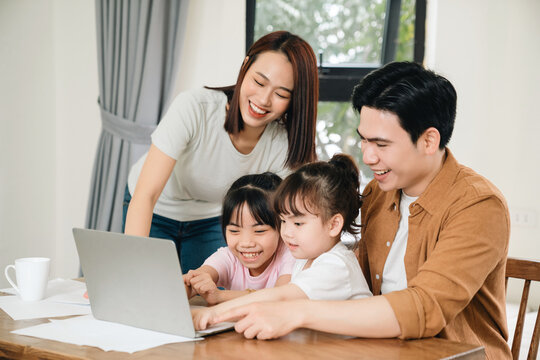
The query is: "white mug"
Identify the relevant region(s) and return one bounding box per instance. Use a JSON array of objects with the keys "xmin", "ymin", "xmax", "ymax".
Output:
[{"xmin": 4, "ymin": 257, "xmax": 50, "ymax": 301}]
